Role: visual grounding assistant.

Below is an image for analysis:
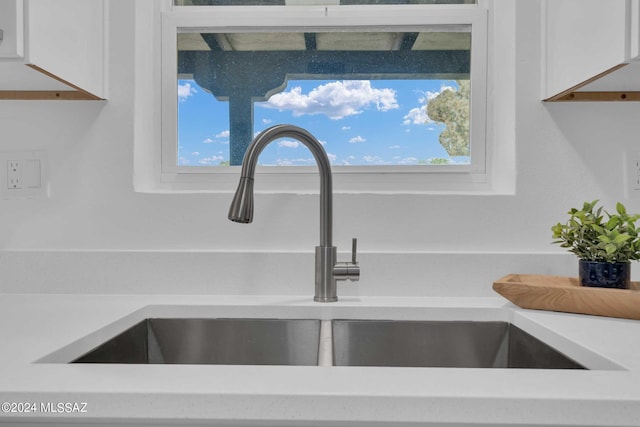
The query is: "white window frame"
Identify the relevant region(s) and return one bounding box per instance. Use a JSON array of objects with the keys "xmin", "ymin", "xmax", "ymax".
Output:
[{"xmin": 145, "ymin": 0, "xmax": 491, "ymax": 194}]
